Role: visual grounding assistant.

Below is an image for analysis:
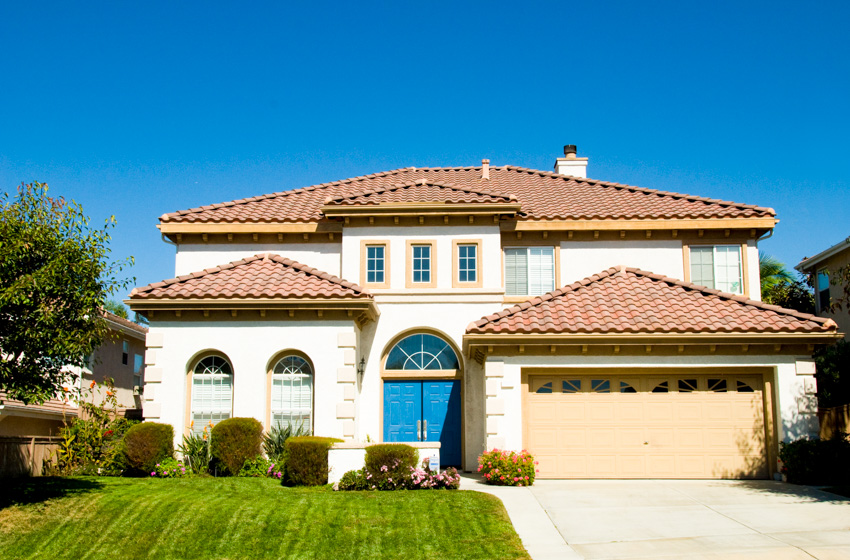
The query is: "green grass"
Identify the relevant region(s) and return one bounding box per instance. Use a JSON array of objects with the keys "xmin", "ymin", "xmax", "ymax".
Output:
[{"xmin": 0, "ymin": 477, "xmax": 529, "ymax": 560}]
